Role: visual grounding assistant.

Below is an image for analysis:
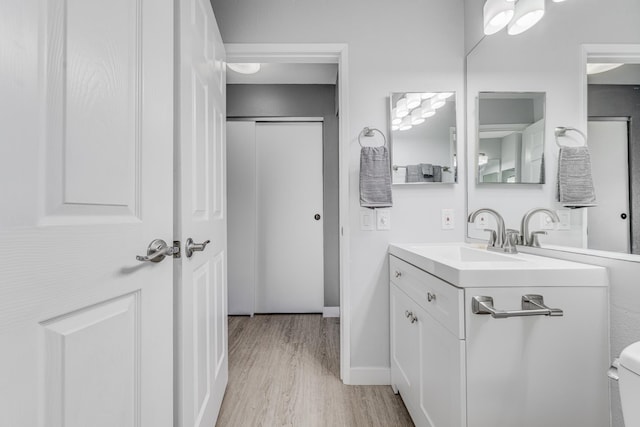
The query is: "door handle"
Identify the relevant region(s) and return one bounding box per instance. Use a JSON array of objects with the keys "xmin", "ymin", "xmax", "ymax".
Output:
[
  {"xmin": 136, "ymin": 239, "xmax": 178, "ymax": 262},
  {"xmin": 185, "ymin": 238, "xmax": 210, "ymax": 258}
]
